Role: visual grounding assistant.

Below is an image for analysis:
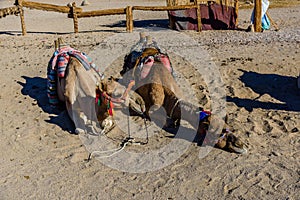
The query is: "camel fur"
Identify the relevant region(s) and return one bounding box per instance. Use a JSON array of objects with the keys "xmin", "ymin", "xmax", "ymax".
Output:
[
  {"xmin": 121, "ymin": 47, "xmax": 247, "ymax": 154},
  {"xmin": 57, "ymin": 56, "xmax": 115, "ymax": 134}
]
